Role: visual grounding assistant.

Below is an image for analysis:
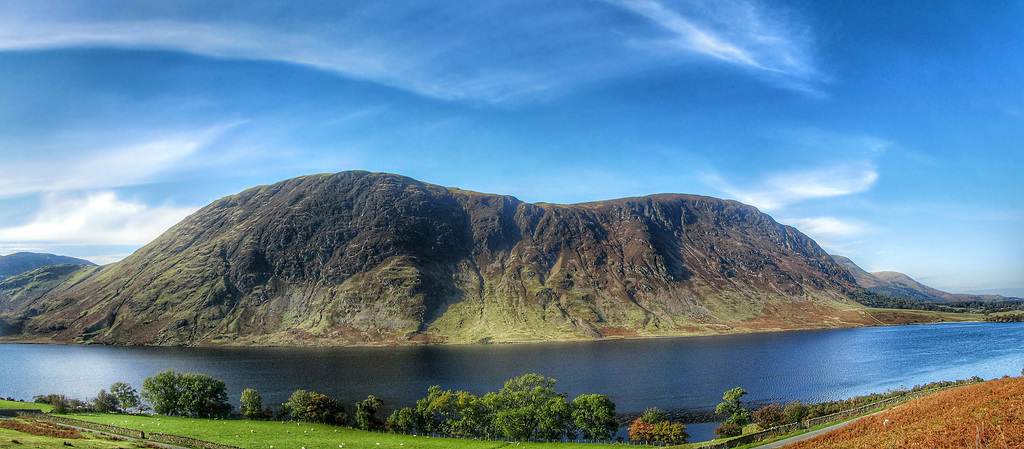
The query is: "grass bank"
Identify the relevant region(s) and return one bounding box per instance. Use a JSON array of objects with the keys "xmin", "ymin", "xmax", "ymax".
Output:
[{"xmin": 0, "ymin": 399, "xmax": 52, "ymax": 413}]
